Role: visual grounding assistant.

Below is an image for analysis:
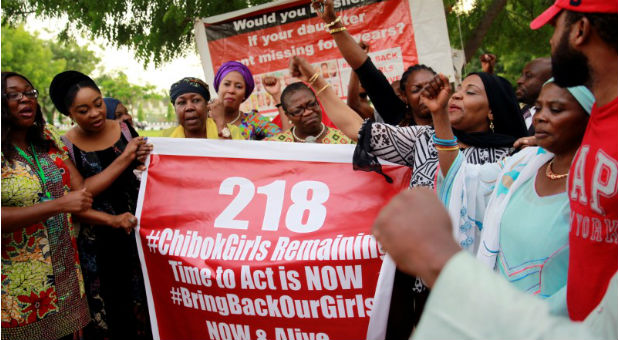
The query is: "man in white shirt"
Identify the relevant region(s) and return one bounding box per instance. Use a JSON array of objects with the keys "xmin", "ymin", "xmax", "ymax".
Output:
[
  {"xmin": 372, "ymin": 188, "xmax": 617, "ymax": 339},
  {"xmin": 515, "ymin": 57, "xmax": 552, "ymax": 133}
]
